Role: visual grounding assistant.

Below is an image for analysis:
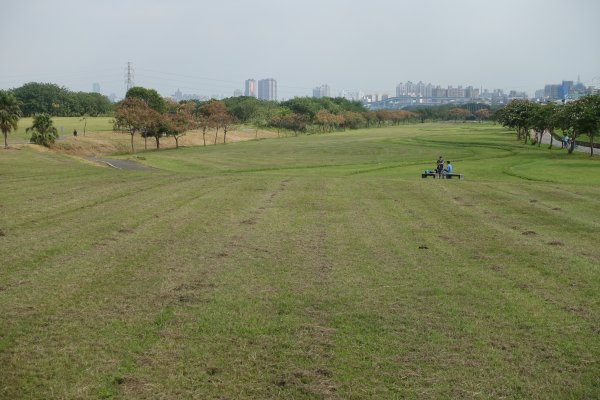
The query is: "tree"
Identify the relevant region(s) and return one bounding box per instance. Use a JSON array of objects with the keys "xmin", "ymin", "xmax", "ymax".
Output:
[
  {"xmin": 221, "ymin": 113, "xmax": 238, "ymax": 144},
  {"xmin": 125, "ymin": 86, "xmax": 166, "ymax": 113},
  {"xmin": 200, "ymin": 100, "xmax": 229, "ymax": 144},
  {"xmin": 165, "ymin": 103, "xmax": 196, "ymax": 148},
  {"xmin": 12, "ymin": 82, "xmax": 71, "ymax": 116},
  {"xmin": 562, "ymin": 95, "xmax": 600, "ymax": 155},
  {"xmin": 474, "ymin": 108, "xmax": 491, "ymax": 123},
  {"xmin": 341, "ymin": 111, "xmax": 365, "ymax": 130},
  {"xmin": 496, "ymin": 99, "xmax": 535, "ymax": 143},
  {"xmin": 196, "ymin": 115, "xmax": 210, "ymax": 146},
  {"xmin": 315, "ymin": 109, "xmax": 336, "ymax": 132},
  {"xmin": 114, "ymin": 97, "xmax": 150, "ymax": 153},
  {"xmin": 448, "ymin": 107, "xmax": 471, "ymax": 122},
  {"xmin": 11, "ymin": 82, "xmax": 112, "ymax": 116},
  {"xmin": 142, "ymin": 108, "xmax": 165, "ymax": 150},
  {"xmin": 27, "ymin": 114, "xmax": 58, "ymax": 147},
  {"xmin": 280, "ymin": 113, "xmax": 308, "ymax": 134},
  {"xmin": 0, "ymin": 90, "xmax": 22, "ymax": 149},
  {"xmin": 415, "ymin": 107, "xmax": 435, "ymax": 123},
  {"xmin": 362, "ymin": 111, "xmax": 377, "ymax": 128},
  {"xmin": 530, "ymin": 103, "xmax": 560, "ymax": 147}
]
